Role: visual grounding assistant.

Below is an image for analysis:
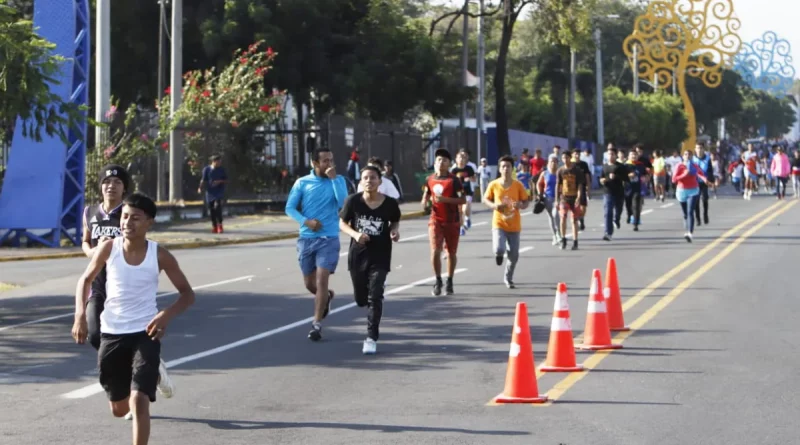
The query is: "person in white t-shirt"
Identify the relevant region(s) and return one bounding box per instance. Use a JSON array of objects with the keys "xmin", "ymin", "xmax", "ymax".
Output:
[
  {"xmin": 72, "ymin": 193, "xmax": 195, "ymax": 443},
  {"xmin": 357, "ymin": 157, "xmax": 400, "ymax": 199}
]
